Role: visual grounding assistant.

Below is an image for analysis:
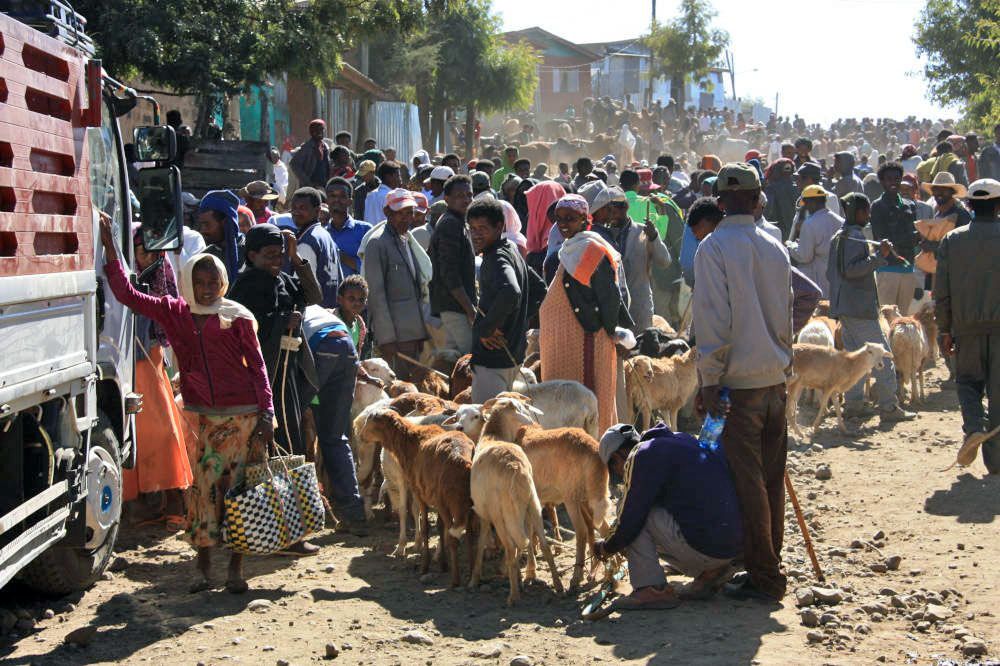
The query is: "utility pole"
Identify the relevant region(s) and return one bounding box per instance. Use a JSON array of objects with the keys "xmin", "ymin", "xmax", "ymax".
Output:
[
  {"xmin": 647, "ymin": 0, "xmax": 657, "ymax": 108},
  {"xmin": 724, "ymin": 49, "xmax": 736, "ymax": 107}
]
